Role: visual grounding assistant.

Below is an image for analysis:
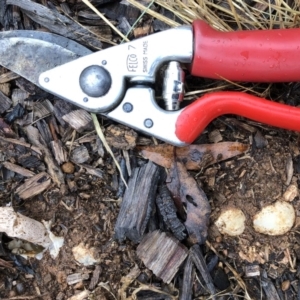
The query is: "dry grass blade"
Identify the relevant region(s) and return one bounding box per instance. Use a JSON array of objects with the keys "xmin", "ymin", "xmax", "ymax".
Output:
[
  {"xmin": 153, "ymin": 0, "xmax": 193, "ymax": 24},
  {"xmin": 127, "ymin": 0, "xmax": 180, "ymax": 27},
  {"xmin": 91, "ymin": 113, "xmax": 128, "ymax": 189},
  {"xmin": 131, "ymin": 284, "xmax": 177, "ymax": 300},
  {"xmin": 98, "ymin": 282, "xmax": 117, "ymax": 300},
  {"xmin": 0, "ymin": 71, "xmax": 19, "ymax": 83},
  {"xmin": 184, "ymin": 84, "xmax": 230, "ymax": 99},
  {"xmin": 206, "ymin": 241, "xmax": 251, "ymax": 300},
  {"xmin": 82, "ymin": 0, "xmax": 129, "ymax": 42},
  {"xmin": 68, "ymin": 130, "xmax": 77, "ymax": 156},
  {"xmin": 122, "ymin": 0, "xmax": 156, "ymax": 42},
  {"xmin": 154, "ymin": 0, "xmax": 300, "ymax": 30},
  {"xmin": 214, "ymin": 75, "xmax": 269, "ymax": 97},
  {"xmin": 227, "ymin": 0, "xmax": 242, "ymax": 29}
]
